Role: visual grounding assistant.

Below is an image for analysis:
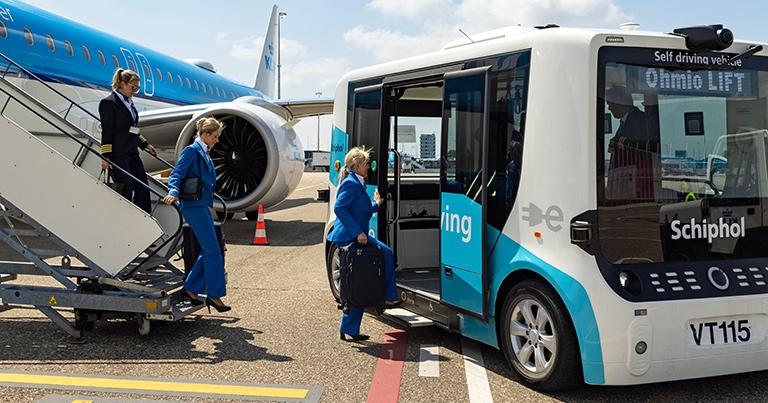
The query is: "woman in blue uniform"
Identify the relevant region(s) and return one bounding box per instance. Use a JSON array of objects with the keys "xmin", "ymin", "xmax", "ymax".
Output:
[
  {"xmin": 163, "ymin": 117, "xmax": 230, "ymax": 313},
  {"xmin": 328, "ymin": 147, "xmax": 400, "ymax": 341}
]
